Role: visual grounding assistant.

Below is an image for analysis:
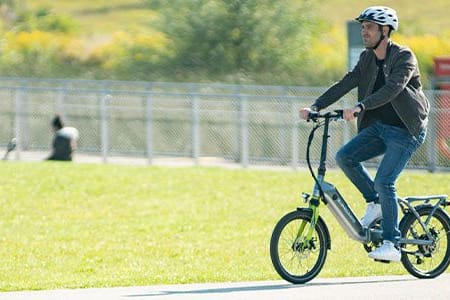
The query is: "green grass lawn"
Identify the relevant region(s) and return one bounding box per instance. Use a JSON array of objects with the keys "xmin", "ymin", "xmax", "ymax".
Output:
[{"xmin": 0, "ymin": 162, "xmax": 448, "ymax": 291}]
